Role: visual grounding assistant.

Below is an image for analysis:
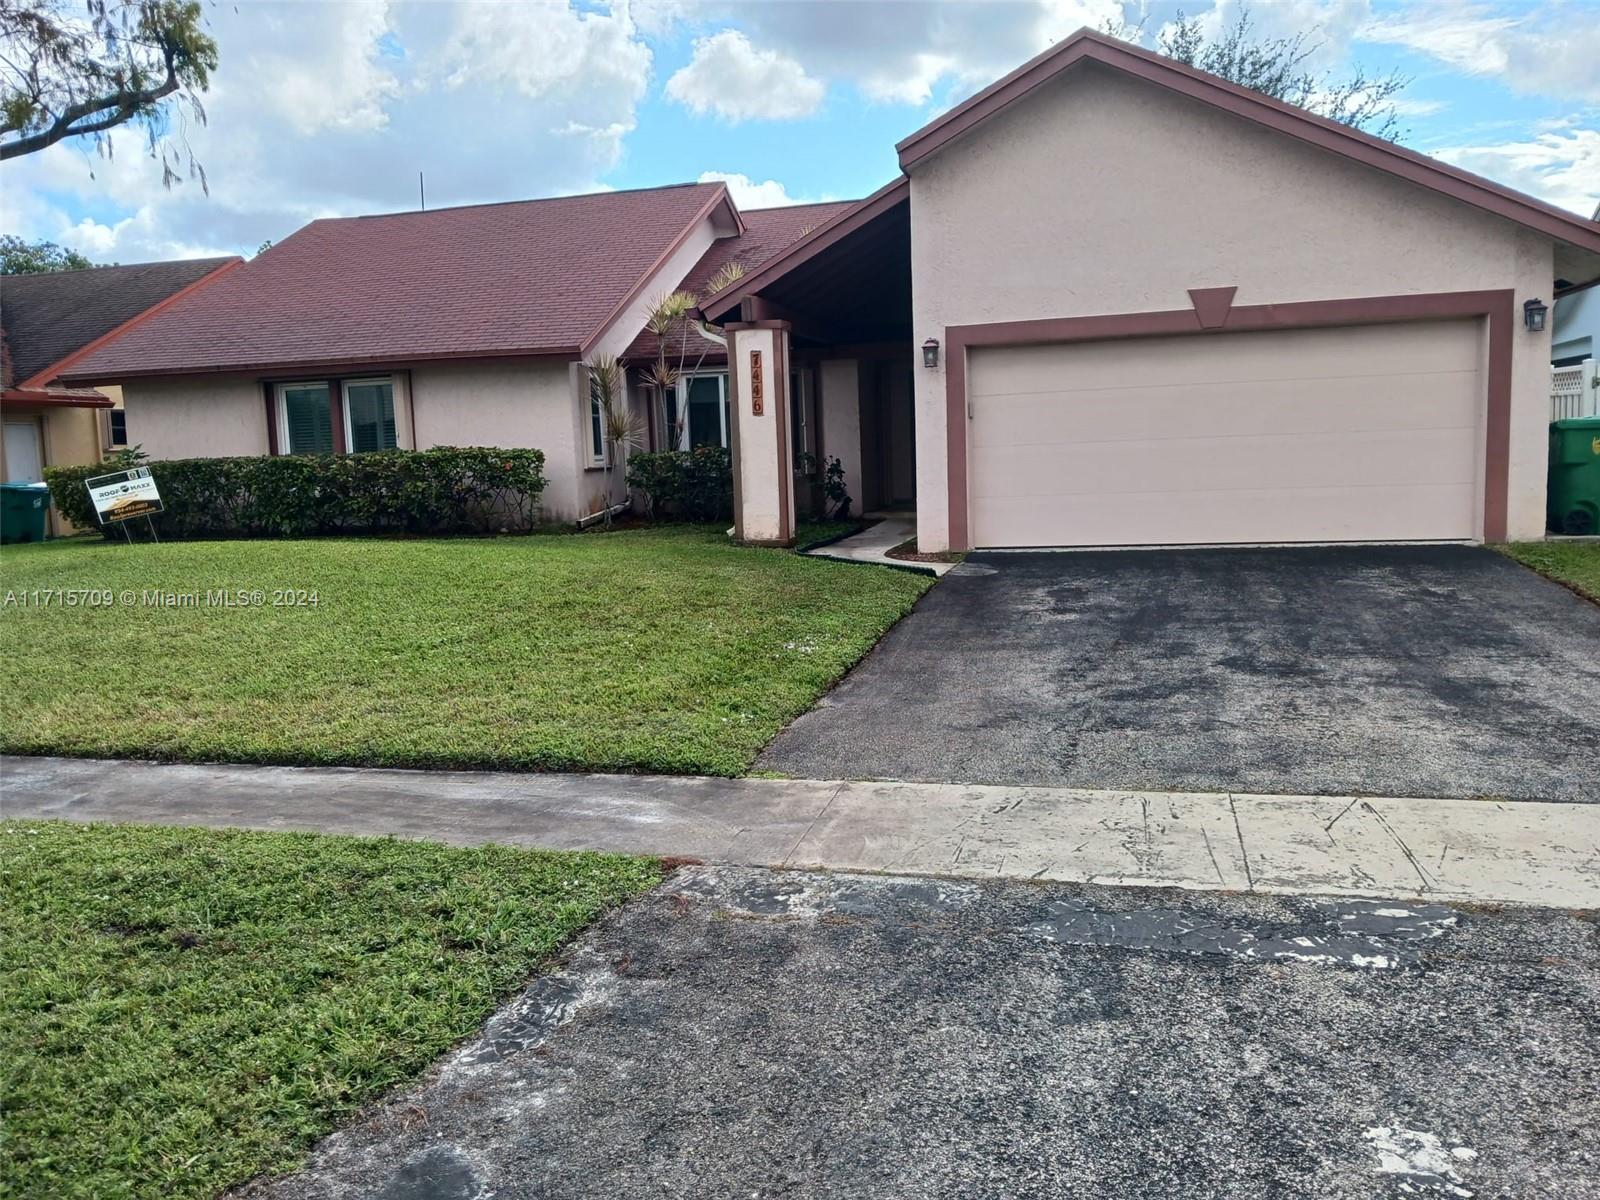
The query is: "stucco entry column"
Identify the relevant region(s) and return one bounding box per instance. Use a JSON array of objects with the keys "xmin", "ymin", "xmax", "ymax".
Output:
[{"xmin": 726, "ymin": 320, "xmax": 795, "ymax": 545}]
